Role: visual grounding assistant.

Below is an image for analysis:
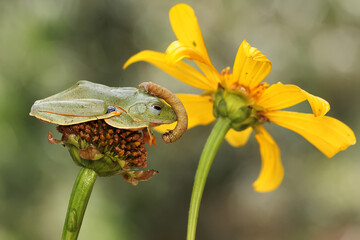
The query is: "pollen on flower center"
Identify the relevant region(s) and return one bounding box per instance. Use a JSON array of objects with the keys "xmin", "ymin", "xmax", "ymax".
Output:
[
  {"xmin": 249, "ymin": 83, "xmax": 269, "ymax": 101},
  {"xmin": 227, "ymin": 82, "xmax": 250, "ymax": 98}
]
